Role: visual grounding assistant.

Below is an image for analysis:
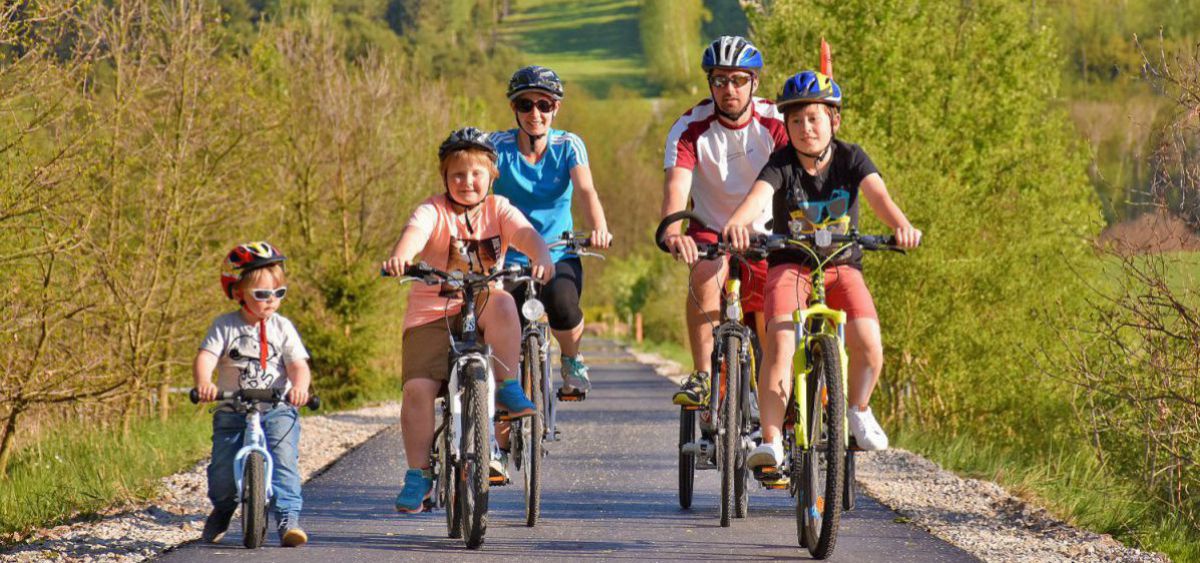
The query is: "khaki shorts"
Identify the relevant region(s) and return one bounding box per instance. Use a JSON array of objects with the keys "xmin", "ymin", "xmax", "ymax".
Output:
[{"xmin": 401, "ymin": 315, "xmax": 461, "ymax": 385}]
